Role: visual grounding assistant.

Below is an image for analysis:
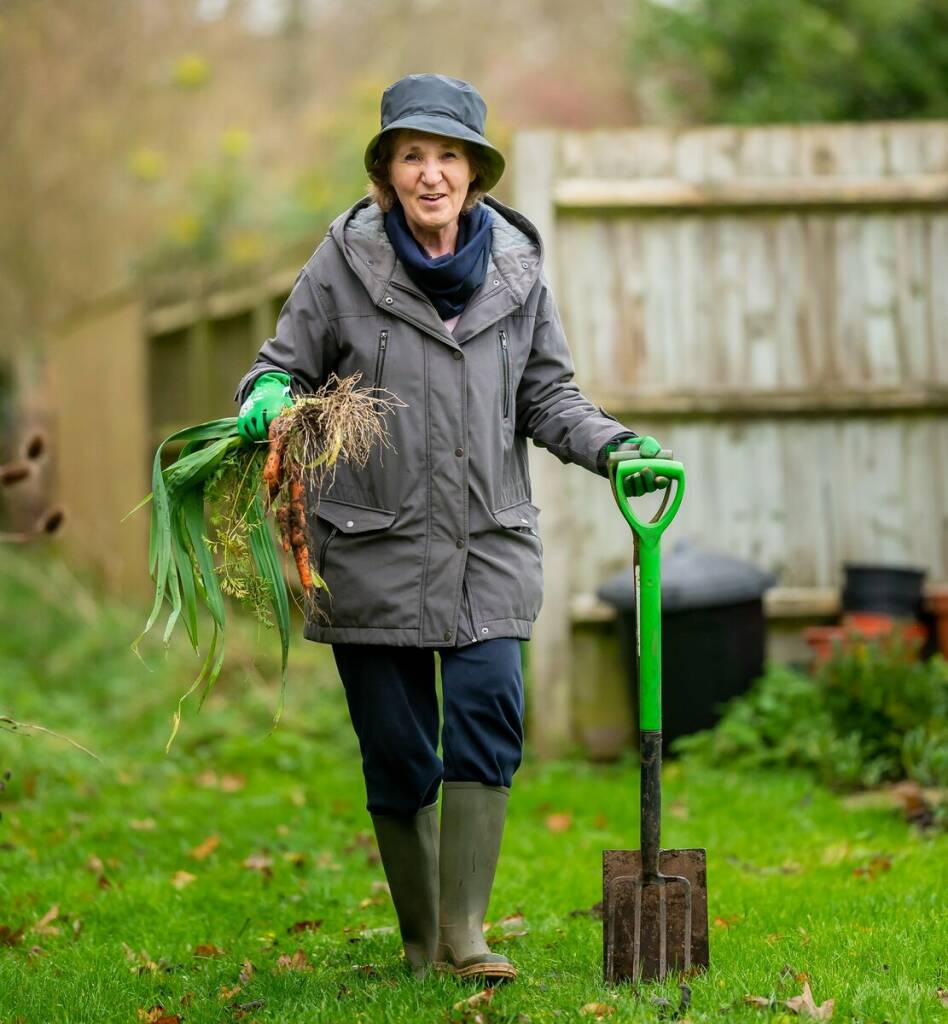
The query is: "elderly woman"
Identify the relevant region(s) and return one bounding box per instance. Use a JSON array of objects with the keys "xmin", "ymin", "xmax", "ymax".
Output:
[{"xmin": 234, "ymin": 74, "xmax": 663, "ymax": 983}]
